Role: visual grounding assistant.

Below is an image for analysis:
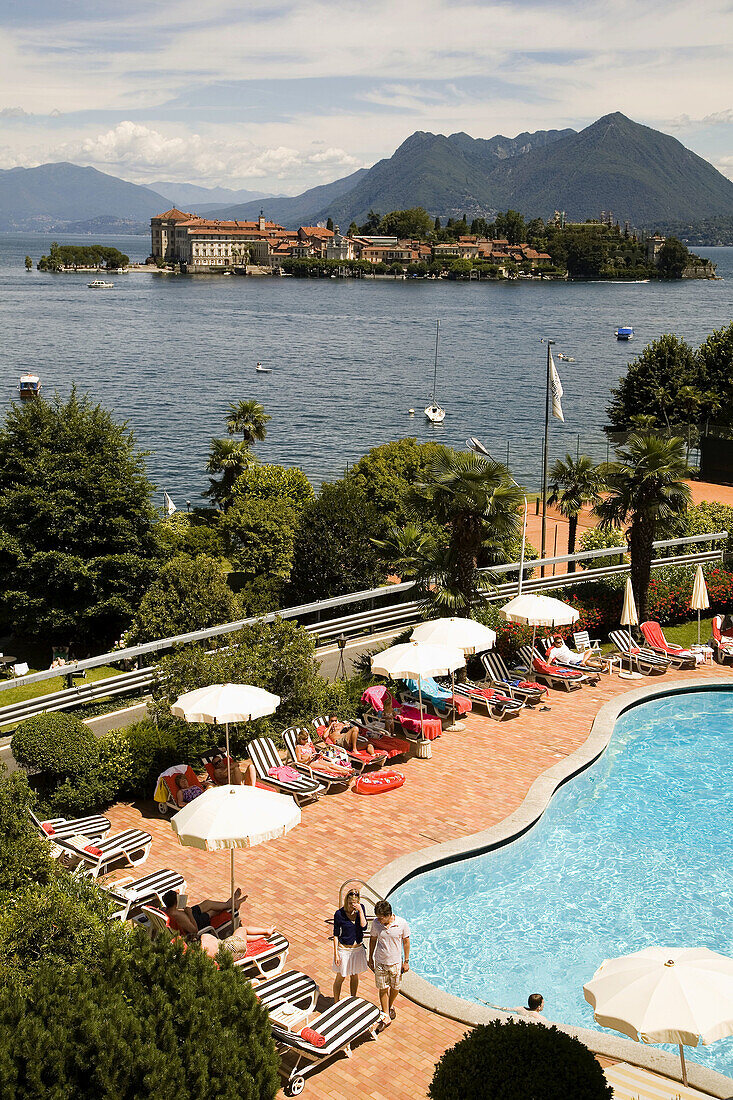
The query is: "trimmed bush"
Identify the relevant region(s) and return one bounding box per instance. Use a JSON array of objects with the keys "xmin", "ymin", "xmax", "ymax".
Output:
[
  {"xmin": 12, "ymin": 713, "xmax": 98, "ymax": 783},
  {"xmin": 117, "ymin": 720, "xmax": 182, "ymax": 798},
  {"xmin": 429, "ymin": 1019, "xmax": 612, "ymax": 1100}
]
